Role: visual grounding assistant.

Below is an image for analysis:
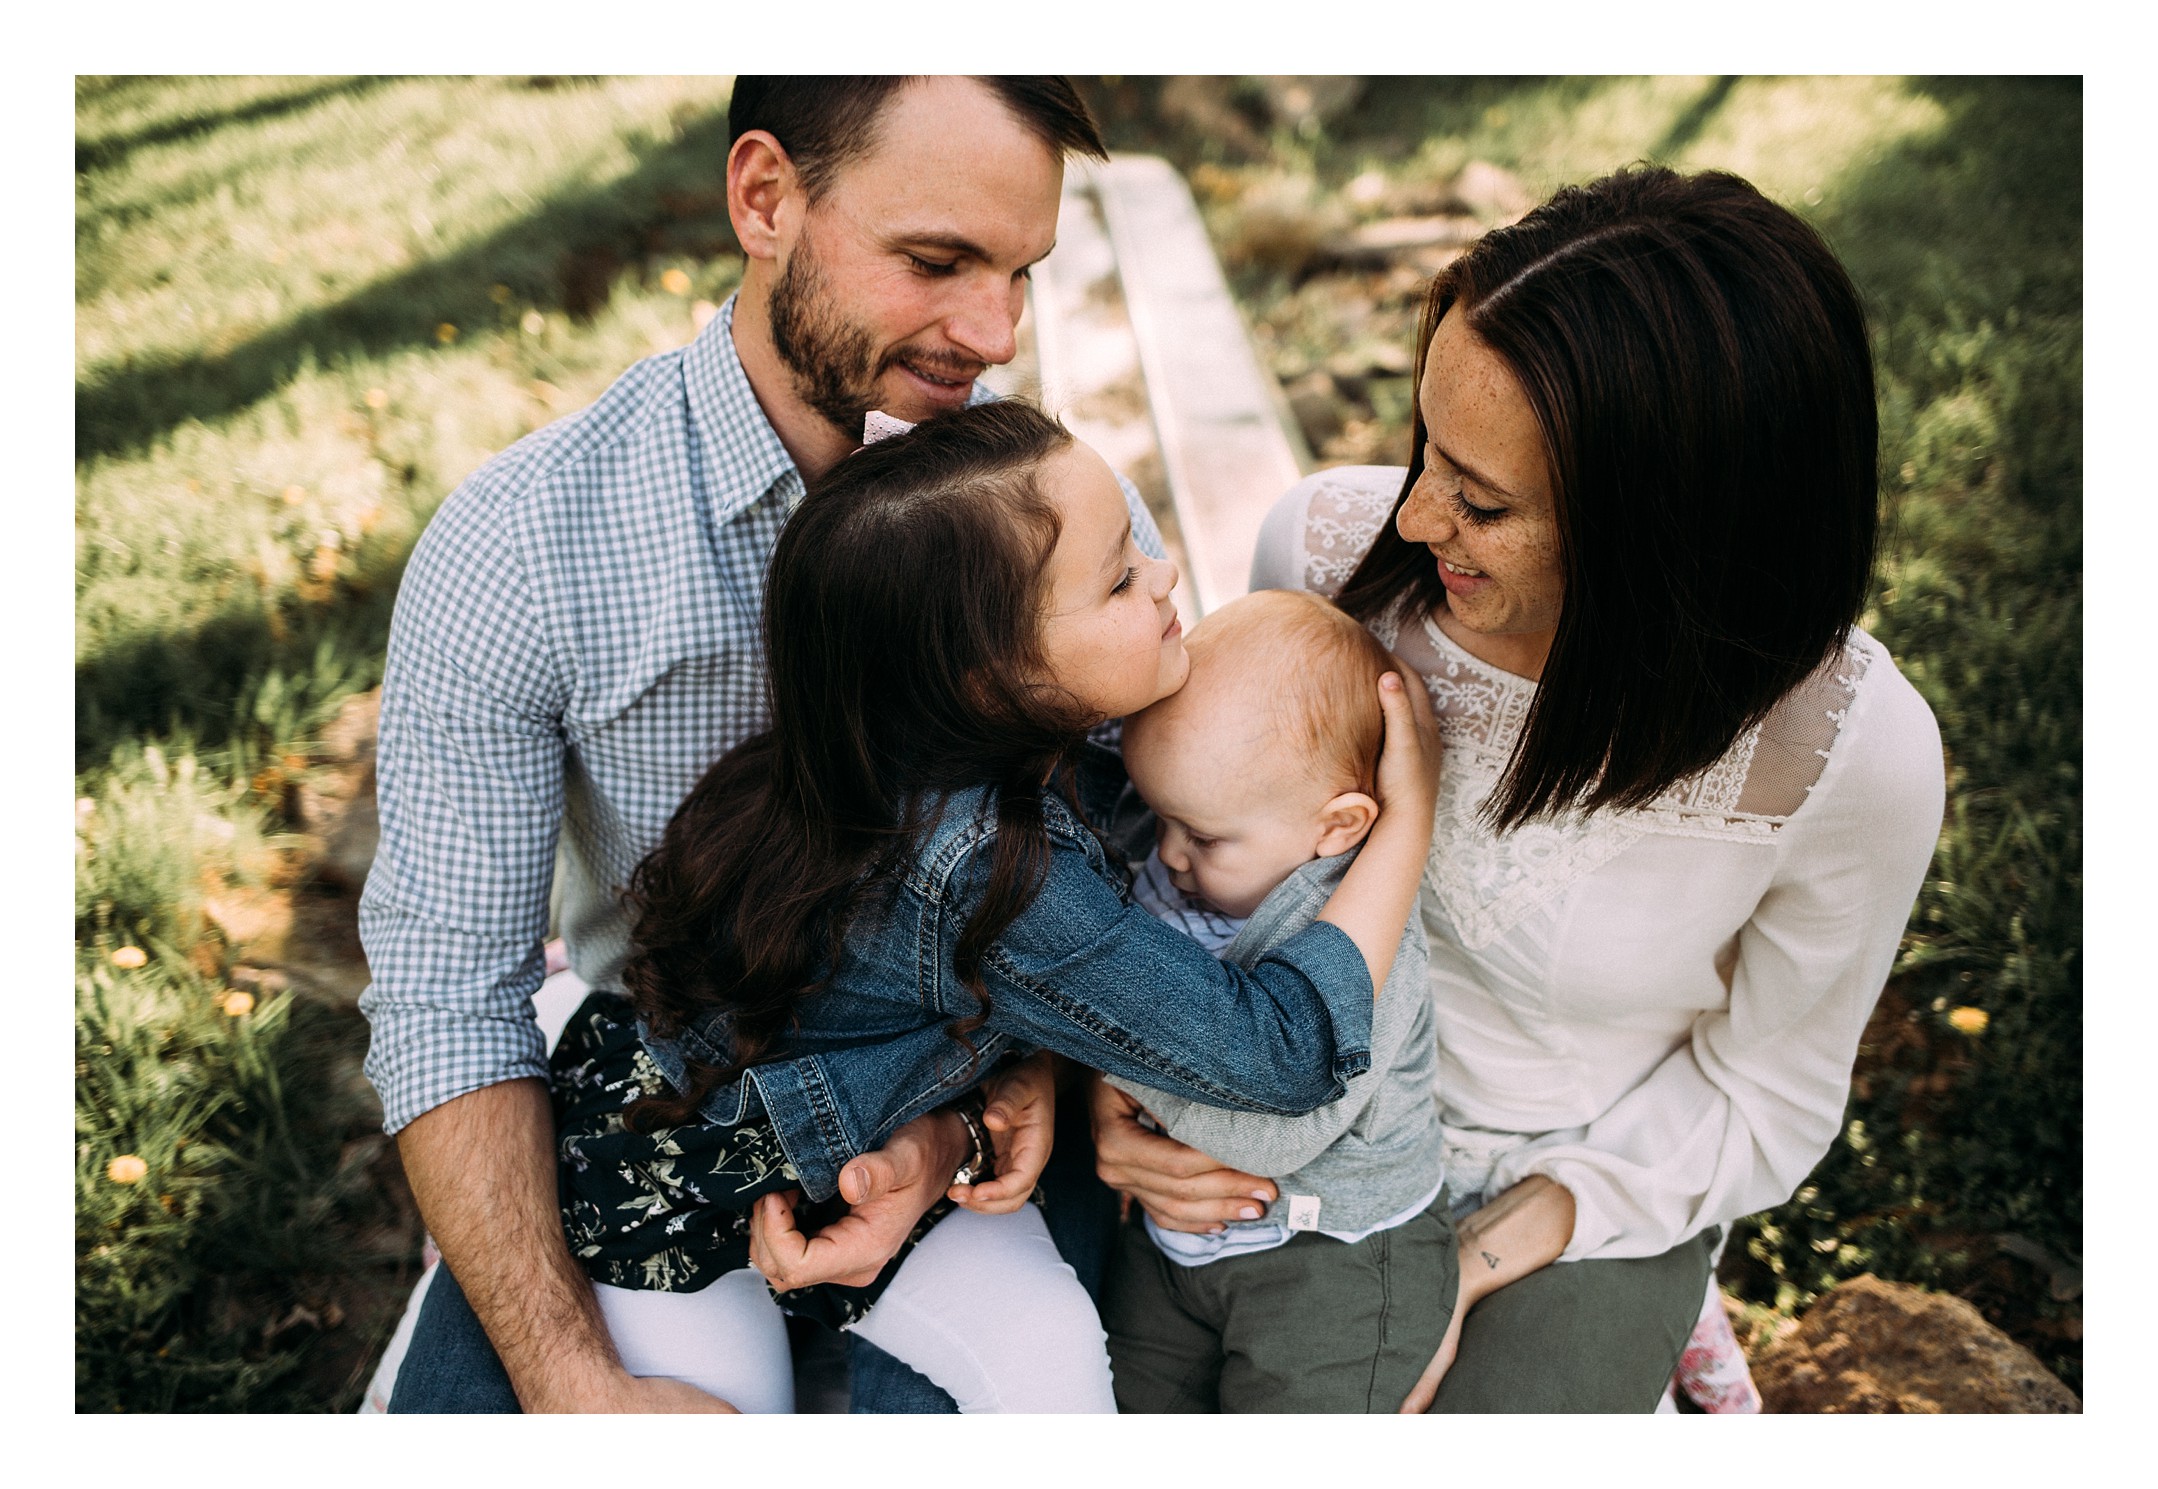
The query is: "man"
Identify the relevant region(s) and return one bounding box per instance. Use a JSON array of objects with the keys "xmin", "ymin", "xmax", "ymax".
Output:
[{"xmin": 361, "ymin": 76, "xmax": 1155, "ymax": 1412}]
